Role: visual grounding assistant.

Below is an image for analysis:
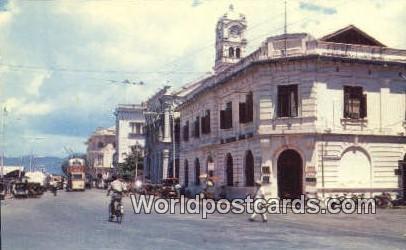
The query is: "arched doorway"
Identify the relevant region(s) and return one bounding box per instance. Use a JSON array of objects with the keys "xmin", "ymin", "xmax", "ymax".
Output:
[
  {"xmin": 277, "ymin": 149, "xmax": 303, "ymax": 199},
  {"xmin": 184, "ymin": 160, "xmax": 189, "ymax": 187},
  {"xmin": 226, "ymin": 153, "xmax": 233, "ymax": 186},
  {"xmin": 194, "ymin": 158, "xmax": 200, "ymax": 185},
  {"xmin": 245, "ymin": 151, "xmax": 255, "ymax": 186}
]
